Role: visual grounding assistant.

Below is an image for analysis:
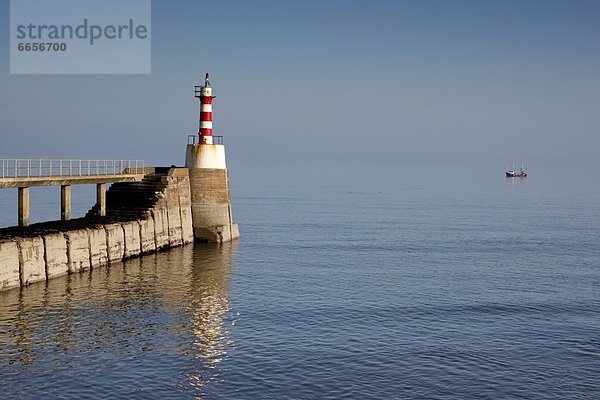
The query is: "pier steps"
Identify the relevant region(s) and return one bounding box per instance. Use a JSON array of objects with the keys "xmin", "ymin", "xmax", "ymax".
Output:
[{"xmin": 86, "ymin": 173, "xmax": 169, "ymax": 219}]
